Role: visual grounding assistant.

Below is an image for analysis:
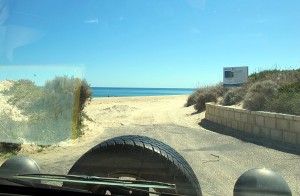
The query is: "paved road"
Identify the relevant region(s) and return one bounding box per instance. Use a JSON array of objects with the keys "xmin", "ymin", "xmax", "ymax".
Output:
[
  {"xmin": 96, "ymin": 123, "xmax": 300, "ymax": 196},
  {"xmin": 27, "ymin": 121, "xmax": 300, "ymax": 195}
]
